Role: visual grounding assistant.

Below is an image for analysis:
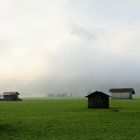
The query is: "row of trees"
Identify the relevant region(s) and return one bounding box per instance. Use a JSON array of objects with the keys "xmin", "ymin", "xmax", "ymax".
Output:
[{"xmin": 47, "ymin": 92, "xmax": 82, "ymax": 98}]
